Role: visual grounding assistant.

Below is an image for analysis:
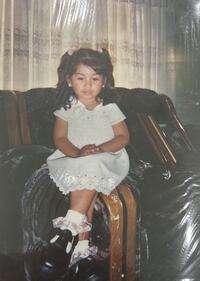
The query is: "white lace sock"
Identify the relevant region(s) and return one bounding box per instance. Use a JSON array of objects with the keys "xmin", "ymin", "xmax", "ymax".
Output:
[
  {"xmin": 50, "ymin": 210, "xmax": 92, "ymax": 255},
  {"xmin": 70, "ymin": 240, "xmax": 98, "ymax": 266},
  {"xmin": 52, "ymin": 209, "xmax": 92, "ymax": 236},
  {"xmin": 70, "ymin": 240, "xmax": 89, "ymax": 265}
]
